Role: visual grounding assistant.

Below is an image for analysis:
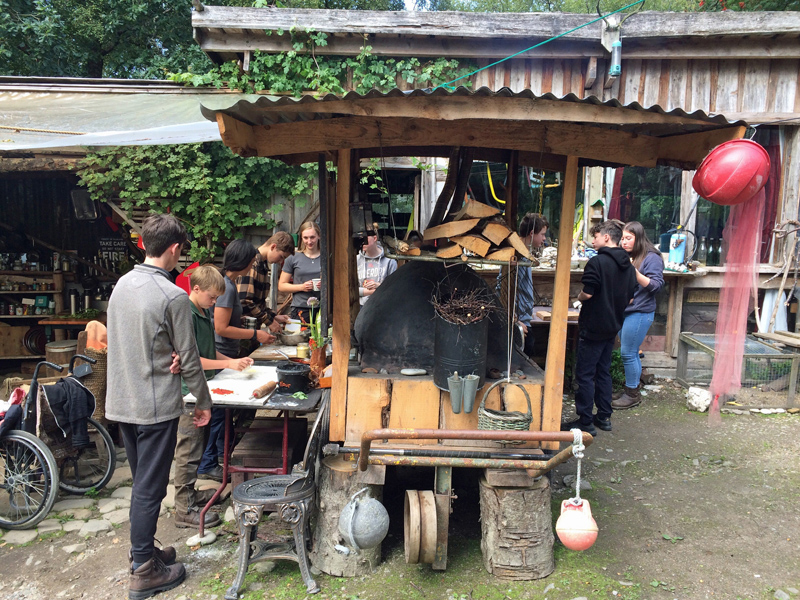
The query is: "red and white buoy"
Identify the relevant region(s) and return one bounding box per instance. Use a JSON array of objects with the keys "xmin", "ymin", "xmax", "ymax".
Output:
[{"xmin": 556, "ymin": 498, "xmax": 599, "ymax": 551}]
